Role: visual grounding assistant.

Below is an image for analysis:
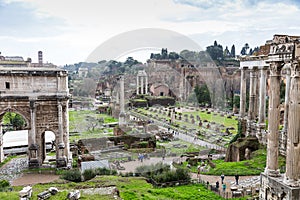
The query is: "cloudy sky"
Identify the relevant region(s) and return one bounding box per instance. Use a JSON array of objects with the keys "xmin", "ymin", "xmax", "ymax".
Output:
[{"xmin": 1, "ymin": 0, "xmax": 300, "ymax": 65}]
